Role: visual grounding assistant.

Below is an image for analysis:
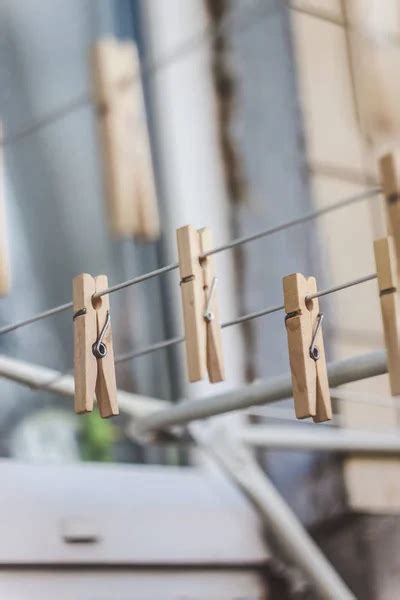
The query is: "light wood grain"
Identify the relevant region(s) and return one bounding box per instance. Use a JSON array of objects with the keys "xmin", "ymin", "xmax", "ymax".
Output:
[
  {"xmin": 374, "ymin": 236, "xmax": 400, "ymax": 395},
  {"xmin": 283, "ymin": 273, "xmax": 331, "ymax": 421},
  {"xmin": 283, "ymin": 273, "xmax": 317, "ymax": 418},
  {"xmin": 73, "ymin": 273, "xmax": 97, "ymax": 414},
  {"xmin": 379, "ymin": 153, "xmax": 400, "ymax": 277},
  {"xmin": 94, "ymin": 275, "xmax": 119, "ymax": 417},
  {"xmin": 92, "ymin": 39, "xmax": 138, "ymax": 237},
  {"xmin": 129, "ymin": 44, "xmax": 160, "ymax": 240},
  {"xmin": 199, "ymin": 228, "xmax": 224, "ymax": 383},
  {"xmin": 91, "ymin": 39, "xmax": 159, "ymax": 240},
  {"xmin": 177, "ymin": 225, "xmax": 206, "ymax": 382},
  {"xmin": 307, "ymin": 277, "xmax": 332, "ymax": 422}
]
